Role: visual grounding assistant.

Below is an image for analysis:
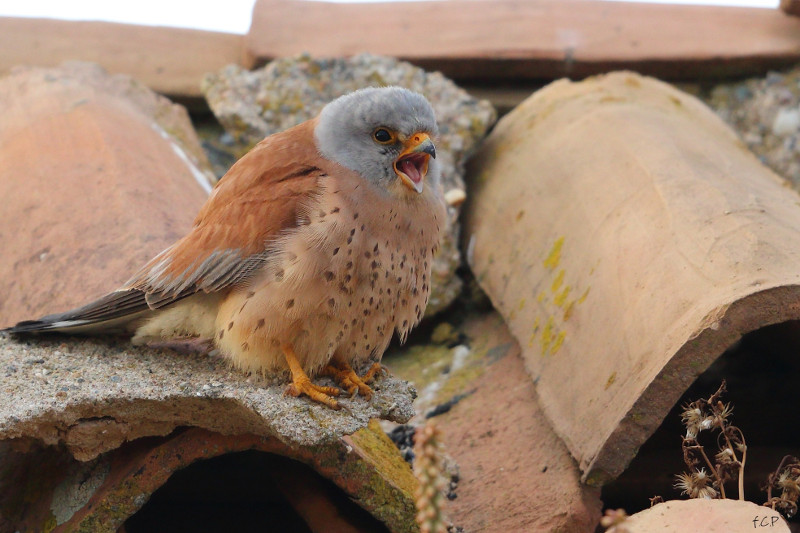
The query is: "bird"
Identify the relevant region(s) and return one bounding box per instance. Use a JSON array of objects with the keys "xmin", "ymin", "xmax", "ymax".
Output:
[{"xmin": 3, "ymin": 86, "xmax": 446, "ymax": 409}]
